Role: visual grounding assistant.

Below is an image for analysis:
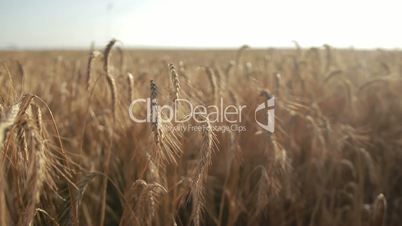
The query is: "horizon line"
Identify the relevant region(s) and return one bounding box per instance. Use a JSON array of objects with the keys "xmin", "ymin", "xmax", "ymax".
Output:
[{"xmin": 1, "ymin": 44, "xmax": 401, "ymax": 52}]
